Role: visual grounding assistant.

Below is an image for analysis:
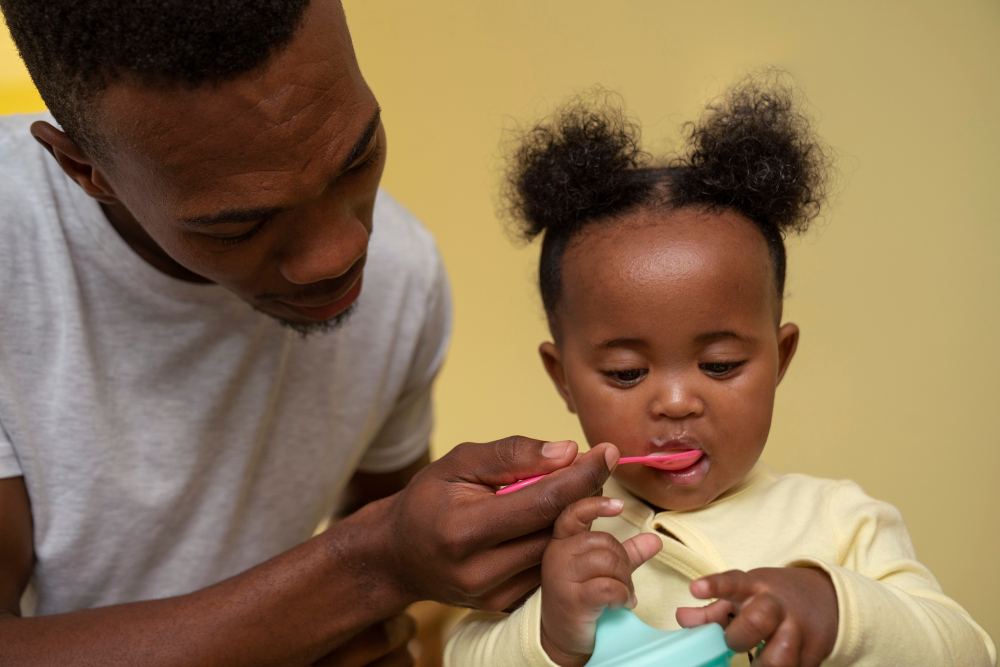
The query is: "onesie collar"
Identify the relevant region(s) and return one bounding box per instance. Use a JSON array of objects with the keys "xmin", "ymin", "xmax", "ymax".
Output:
[{"xmin": 603, "ymin": 462, "xmax": 773, "ymax": 529}]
